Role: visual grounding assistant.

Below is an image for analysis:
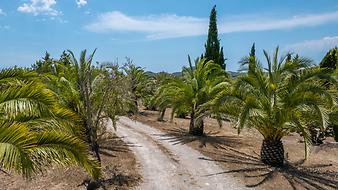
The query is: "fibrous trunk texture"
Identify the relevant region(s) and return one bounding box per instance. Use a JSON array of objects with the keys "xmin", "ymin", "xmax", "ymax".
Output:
[
  {"xmin": 157, "ymin": 108, "xmax": 166, "ymax": 122},
  {"xmin": 260, "ymin": 139, "xmax": 284, "ymax": 167},
  {"xmin": 188, "ymin": 112, "xmax": 204, "ymax": 136}
]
